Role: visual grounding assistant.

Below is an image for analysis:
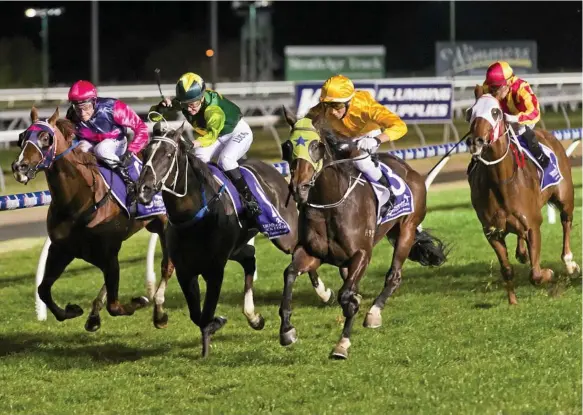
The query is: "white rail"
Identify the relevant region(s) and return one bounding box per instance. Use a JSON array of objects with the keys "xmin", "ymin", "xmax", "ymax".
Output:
[{"xmin": 0, "ymin": 73, "xmax": 580, "ymax": 104}]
